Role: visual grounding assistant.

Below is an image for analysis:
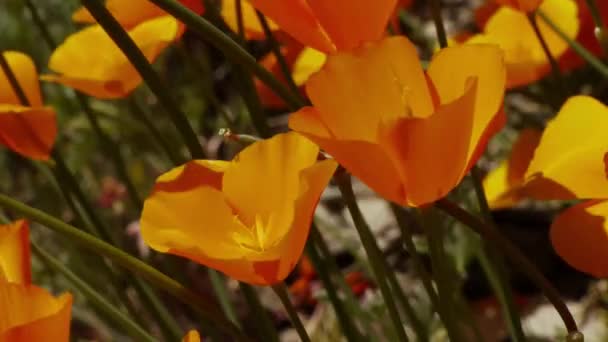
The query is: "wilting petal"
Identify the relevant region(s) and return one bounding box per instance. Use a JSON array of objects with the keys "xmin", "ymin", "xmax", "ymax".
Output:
[
  {"xmin": 43, "ymin": 17, "xmax": 179, "ymax": 99},
  {"xmin": 0, "ymin": 220, "xmax": 30, "ymax": 284},
  {"xmin": 468, "ymin": 0, "xmax": 578, "ymax": 88},
  {"xmin": 73, "ymin": 0, "xmax": 204, "ymax": 28},
  {"xmin": 0, "ymin": 105, "xmax": 56, "ymax": 160},
  {"xmin": 496, "ymin": 0, "xmax": 543, "ymax": 12},
  {"xmin": 525, "ymin": 96, "xmax": 608, "ymax": 200},
  {"xmin": 382, "ymin": 79, "xmax": 478, "ymax": 206},
  {"xmin": 551, "ymin": 200, "xmax": 608, "ymax": 277},
  {"xmin": 222, "ymin": 132, "xmax": 320, "ymax": 223},
  {"xmin": 182, "ymin": 330, "xmax": 201, "ymax": 342},
  {"xmin": 305, "ymin": 36, "xmax": 433, "ymax": 142},
  {"xmin": 0, "ymin": 282, "xmax": 72, "ymax": 342},
  {"xmin": 428, "ymin": 44, "xmax": 506, "ymax": 172},
  {"xmin": 248, "ymin": 0, "xmax": 396, "ymax": 52},
  {"xmin": 0, "ymin": 52, "xmax": 42, "ymax": 107},
  {"xmin": 222, "ymin": 0, "xmax": 279, "ymax": 39},
  {"xmin": 483, "ymin": 128, "xmax": 542, "ymax": 208}
]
